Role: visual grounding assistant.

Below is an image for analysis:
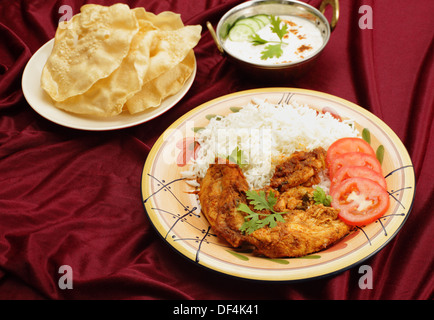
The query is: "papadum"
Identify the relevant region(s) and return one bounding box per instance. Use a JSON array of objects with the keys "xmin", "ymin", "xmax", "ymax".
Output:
[
  {"xmin": 40, "ymin": 4, "xmax": 202, "ymax": 117},
  {"xmin": 41, "ymin": 4, "xmax": 139, "ymax": 102}
]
